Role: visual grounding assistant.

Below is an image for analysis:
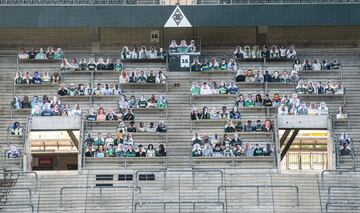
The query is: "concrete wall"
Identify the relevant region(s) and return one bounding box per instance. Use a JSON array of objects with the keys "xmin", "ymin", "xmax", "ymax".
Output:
[
  {"xmin": 0, "ymin": 26, "xmax": 359, "ymax": 52},
  {"xmin": 31, "ymin": 116, "xmax": 81, "ymax": 131},
  {"xmin": 277, "ymin": 115, "xmax": 329, "ymax": 130},
  {"xmin": 0, "ymin": 5, "xmax": 359, "ymax": 27},
  {"xmin": 267, "ymin": 26, "xmax": 360, "ymax": 47},
  {"xmin": 0, "ymin": 28, "xmax": 92, "ymax": 50}
]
